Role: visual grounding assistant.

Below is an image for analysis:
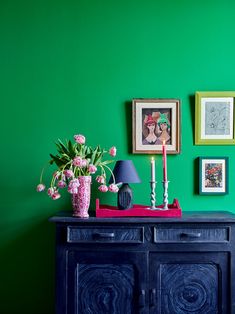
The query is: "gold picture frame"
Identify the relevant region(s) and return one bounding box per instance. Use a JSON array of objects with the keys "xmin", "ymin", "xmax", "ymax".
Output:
[{"xmin": 132, "ymin": 98, "xmax": 181, "ymax": 154}]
